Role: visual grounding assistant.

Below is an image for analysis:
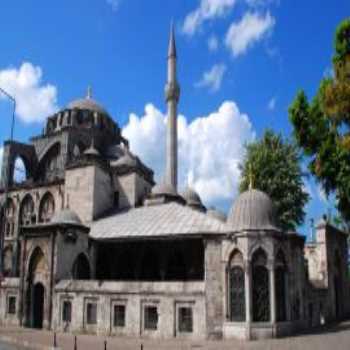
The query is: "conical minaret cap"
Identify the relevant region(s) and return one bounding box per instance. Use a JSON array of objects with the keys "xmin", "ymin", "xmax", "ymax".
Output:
[{"xmin": 168, "ymin": 22, "xmax": 177, "ymax": 58}]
